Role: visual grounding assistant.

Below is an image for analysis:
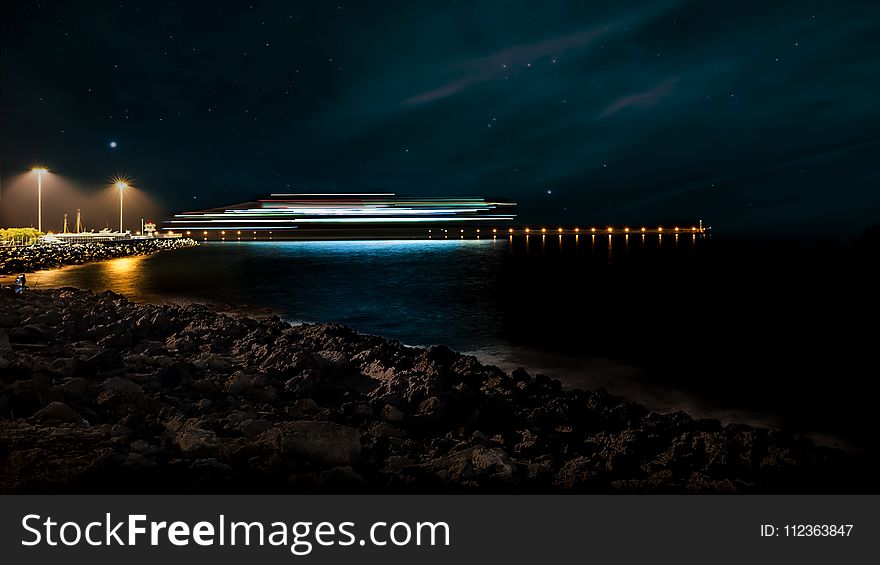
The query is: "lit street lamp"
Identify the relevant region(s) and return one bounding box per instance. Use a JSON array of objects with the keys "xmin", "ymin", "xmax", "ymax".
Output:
[
  {"xmin": 31, "ymin": 167, "xmax": 48, "ymax": 232},
  {"xmin": 114, "ymin": 179, "xmax": 129, "ymax": 233}
]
